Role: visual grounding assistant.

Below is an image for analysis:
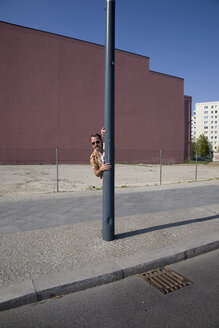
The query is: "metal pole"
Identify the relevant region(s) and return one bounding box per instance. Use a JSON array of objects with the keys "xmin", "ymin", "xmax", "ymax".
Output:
[
  {"xmin": 195, "ymin": 150, "xmax": 198, "ymax": 181},
  {"xmin": 56, "ymin": 147, "xmax": 59, "ymax": 192},
  {"xmin": 160, "ymin": 149, "xmax": 162, "ymax": 185},
  {"xmin": 103, "ymin": 0, "xmax": 115, "ymax": 241}
]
